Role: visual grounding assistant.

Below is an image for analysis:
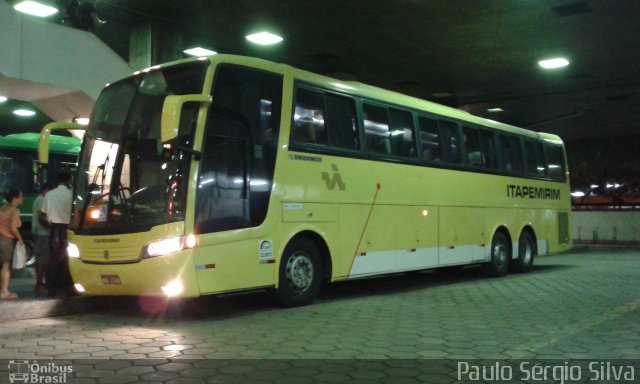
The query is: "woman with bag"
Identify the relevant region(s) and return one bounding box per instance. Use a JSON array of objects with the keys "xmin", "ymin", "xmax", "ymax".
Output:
[{"xmin": 0, "ymin": 189, "xmax": 23, "ymax": 299}]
